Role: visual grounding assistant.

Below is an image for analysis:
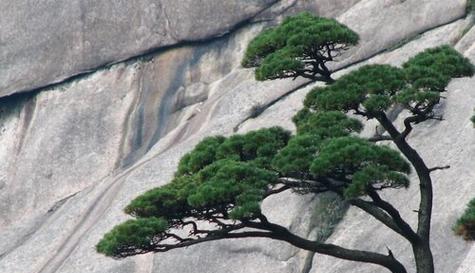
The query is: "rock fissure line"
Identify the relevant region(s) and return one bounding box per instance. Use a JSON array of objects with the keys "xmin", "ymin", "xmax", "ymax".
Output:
[
  {"xmin": 15, "ymin": 96, "xmax": 37, "ymax": 155},
  {"xmin": 113, "ymin": 69, "xmax": 146, "ymax": 170},
  {"xmin": 300, "ymin": 251, "xmax": 316, "ymax": 273},
  {"xmin": 228, "ymin": 245, "xmax": 299, "ymax": 264},
  {"xmin": 1, "ymin": 2, "xmax": 472, "ymax": 272},
  {"xmin": 233, "ymin": 79, "xmax": 312, "ymax": 132},
  {"xmin": 0, "ymin": 0, "xmax": 280, "ymax": 104},
  {"xmin": 251, "ymin": 0, "xmax": 299, "ymax": 22},
  {"xmin": 0, "ymin": 190, "xmax": 81, "ymax": 262},
  {"xmin": 33, "ymin": 104, "xmax": 211, "ymax": 273},
  {"xmin": 36, "ymin": 173, "xmax": 133, "ymax": 273},
  {"xmin": 32, "ymin": 64, "xmax": 294, "ymax": 272}
]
